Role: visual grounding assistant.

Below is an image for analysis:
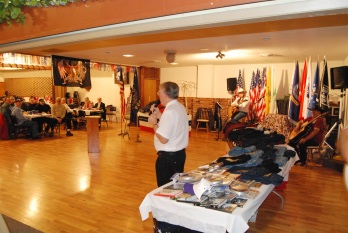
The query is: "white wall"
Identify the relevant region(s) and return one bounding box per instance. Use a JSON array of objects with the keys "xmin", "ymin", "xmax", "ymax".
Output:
[{"xmin": 161, "ymin": 60, "xmax": 345, "ymax": 99}]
